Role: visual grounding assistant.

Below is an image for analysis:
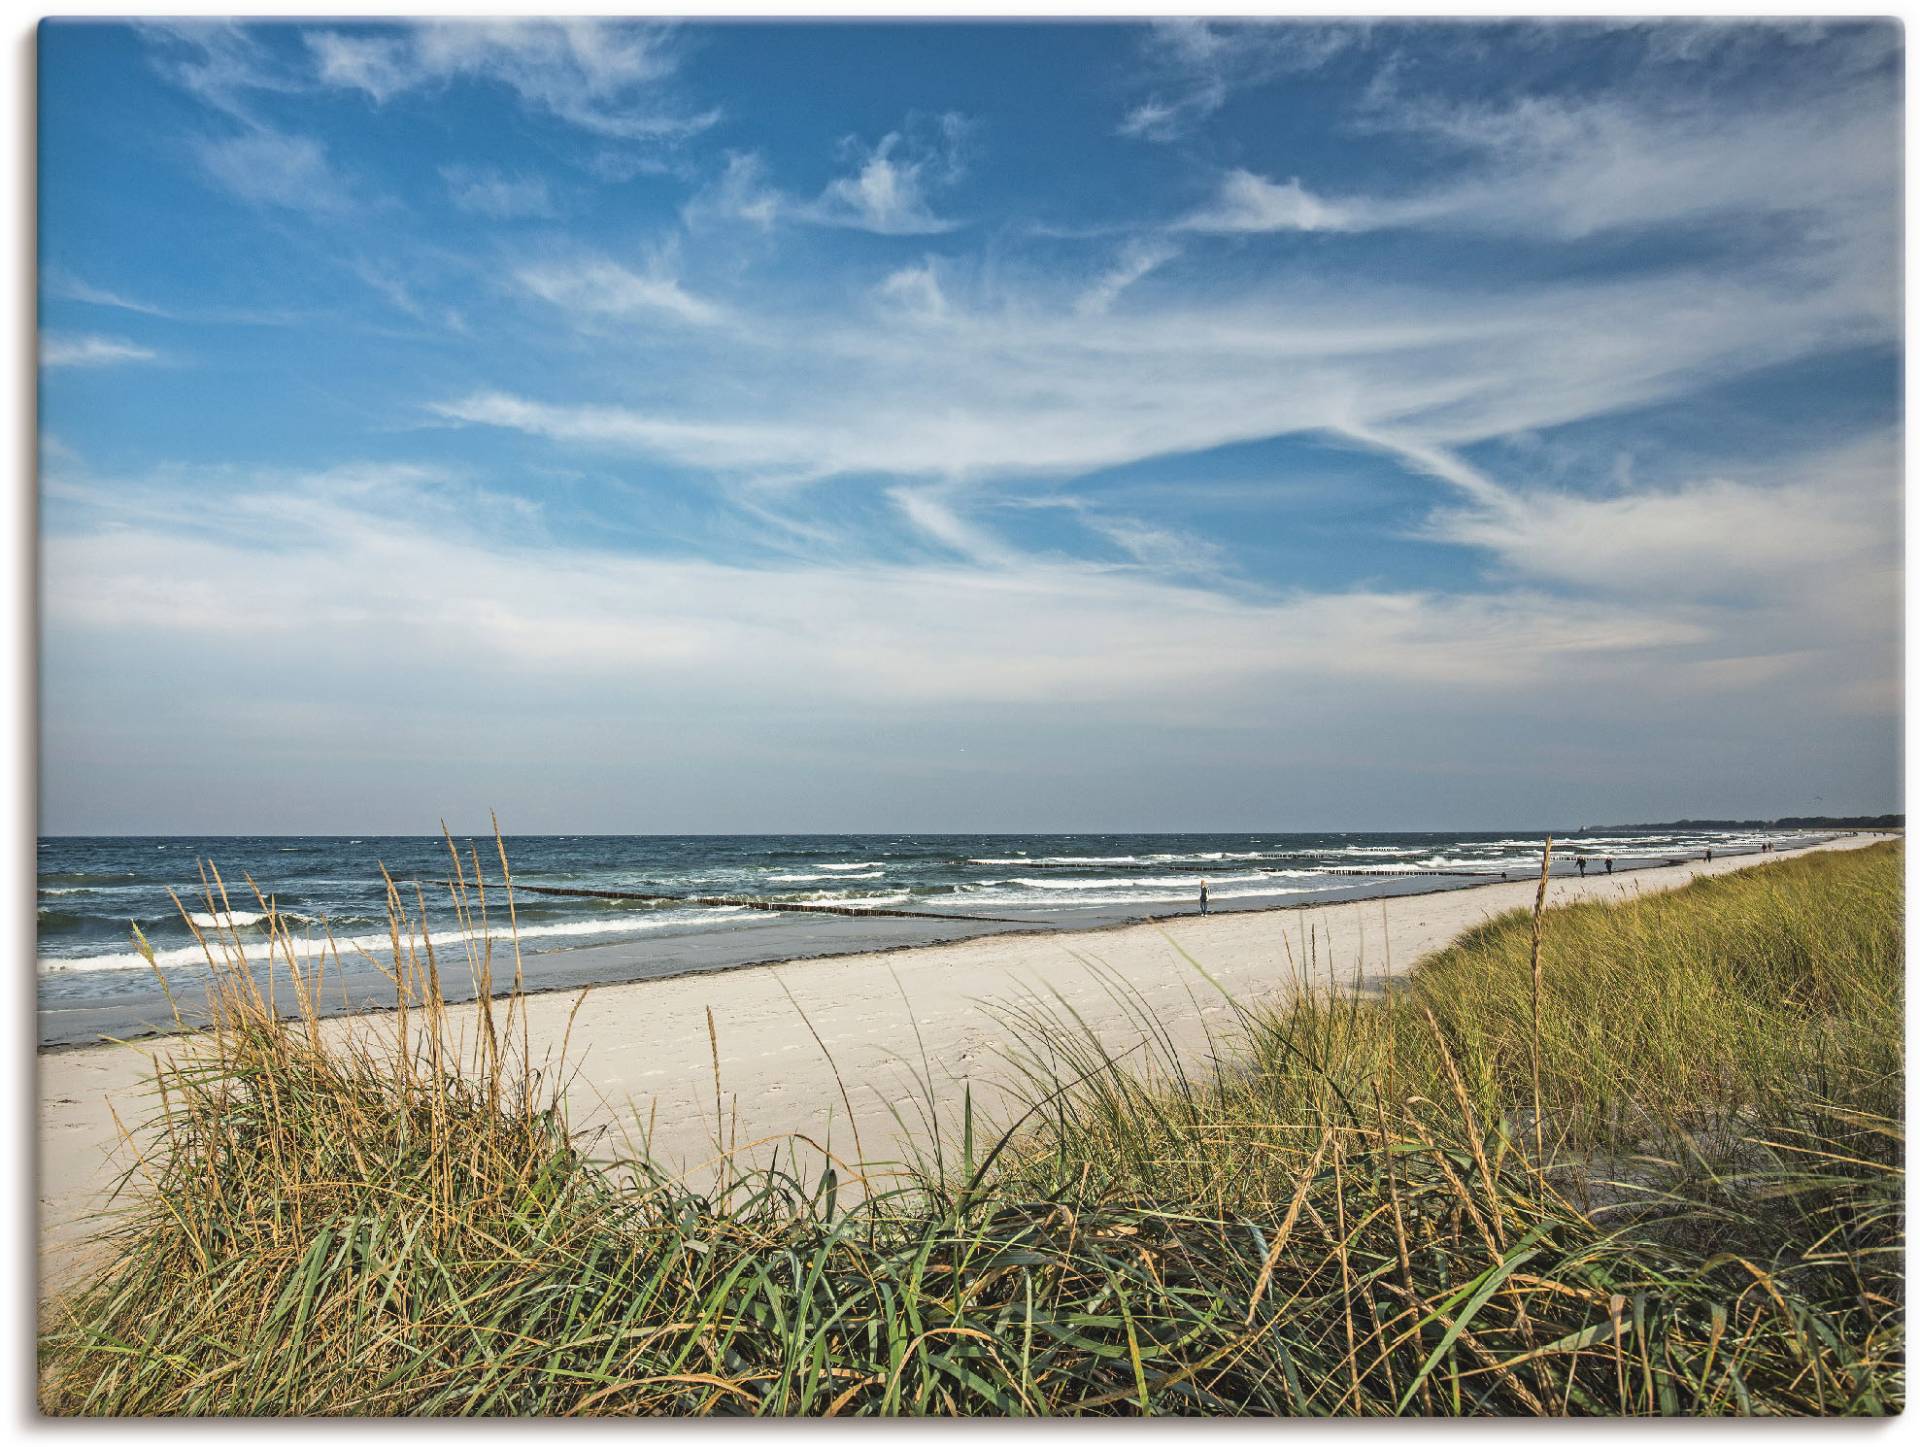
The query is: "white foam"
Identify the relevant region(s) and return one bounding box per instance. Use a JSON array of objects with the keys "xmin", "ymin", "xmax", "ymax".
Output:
[
  {"xmin": 186, "ymin": 910, "xmax": 274, "ymax": 929},
  {"xmin": 819, "ymin": 892, "xmax": 911, "ymax": 909},
  {"xmin": 38, "ymin": 907, "xmax": 749, "ymax": 978},
  {"xmin": 1013, "ymin": 871, "xmax": 1269, "ymax": 891},
  {"xmin": 972, "ymin": 882, "xmax": 1317, "ymax": 909}
]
